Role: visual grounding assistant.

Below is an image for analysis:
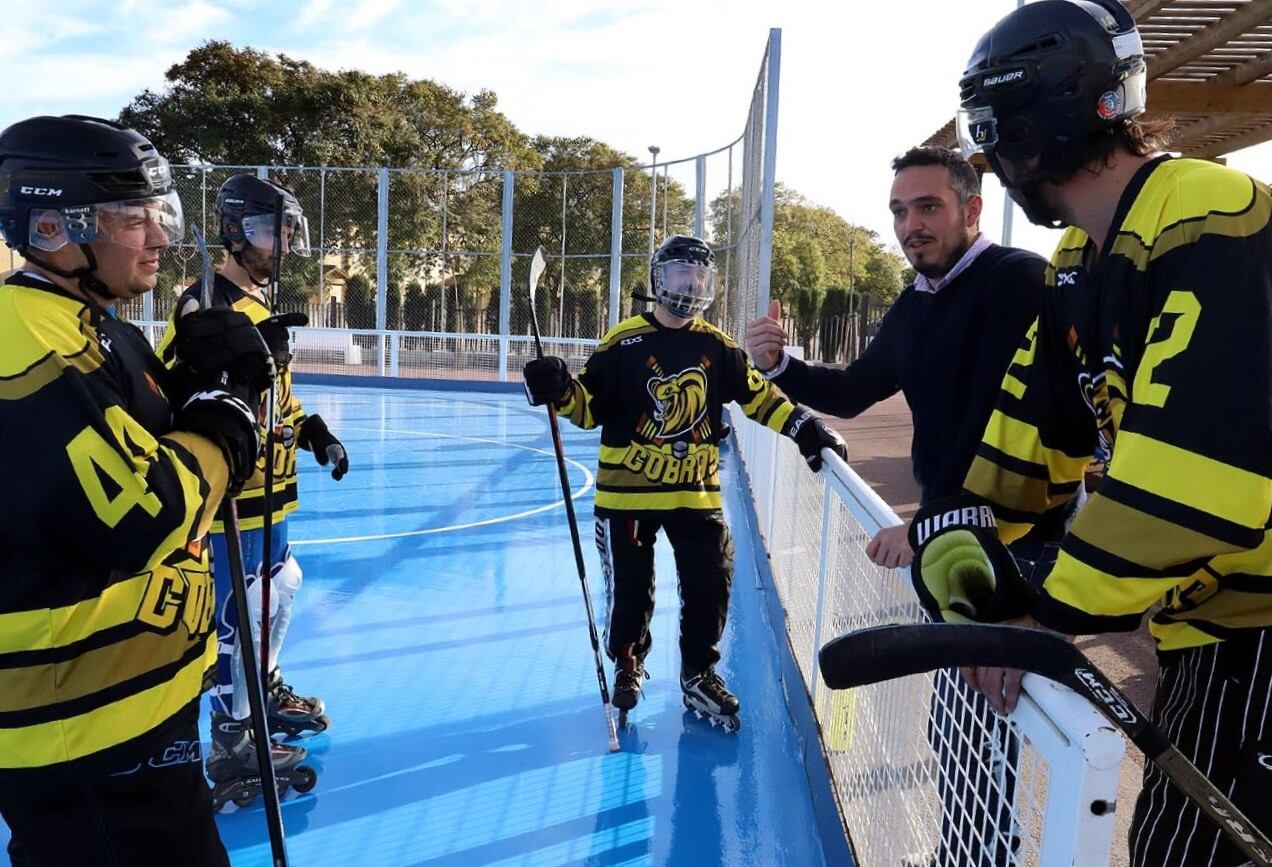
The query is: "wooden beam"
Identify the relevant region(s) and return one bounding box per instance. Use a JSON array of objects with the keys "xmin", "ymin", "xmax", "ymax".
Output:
[
  {"xmin": 1147, "ymin": 0, "xmax": 1272, "ymax": 78},
  {"xmin": 1212, "ymin": 48, "xmax": 1272, "ymax": 86},
  {"xmin": 1191, "ymin": 119, "xmax": 1272, "ymax": 157},
  {"xmin": 1148, "ymin": 80, "xmax": 1272, "ymax": 112},
  {"xmin": 1166, "ymin": 113, "xmax": 1251, "ymax": 151},
  {"xmin": 1125, "ymin": 0, "xmax": 1175, "ymax": 21}
]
